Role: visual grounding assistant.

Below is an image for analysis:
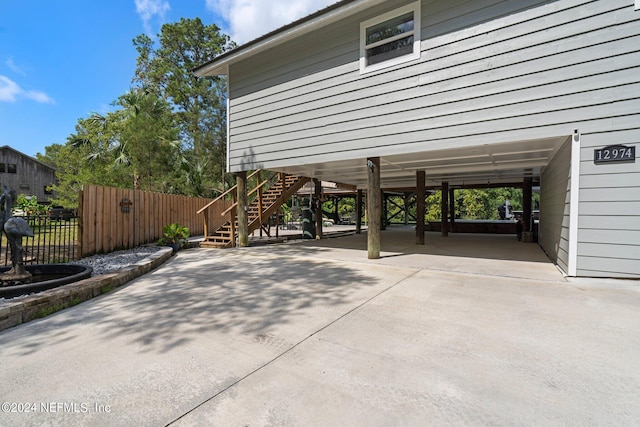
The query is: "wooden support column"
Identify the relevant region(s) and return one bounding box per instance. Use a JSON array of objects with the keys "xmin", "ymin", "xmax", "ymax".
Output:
[
  {"xmin": 367, "ymin": 157, "xmax": 381, "ymax": 259},
  {"xmin": 449, "ymin": 188, "xmax": 456, "ymax": 233},
  {"xmin": 416, "ymin": 170, "xmax": 425, "ymax": 245},
  {"xmin": 523, "ymin": 177, "xmax": 533, "ymax": 233},
  {"xmin": 236, "ymin": 171, "xmax": 249, "ymax": 247},
  {"xmin": 355, "ymin": 190, "xmax": 363, "ymax": 234},
  {"xmin": 314, "ymin": 178, "xmax": 323, "ymax": 239},
  {"xmin": 404, "ymin": 193, "xmax": 410, "ymax": 225},
  {"xmin": 441, "ymin": 181, "xmax": 449, "ymax": 237},
  {"xmin": 380, "ymin": 191, "xmax": 387, "ymax": 230}
]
